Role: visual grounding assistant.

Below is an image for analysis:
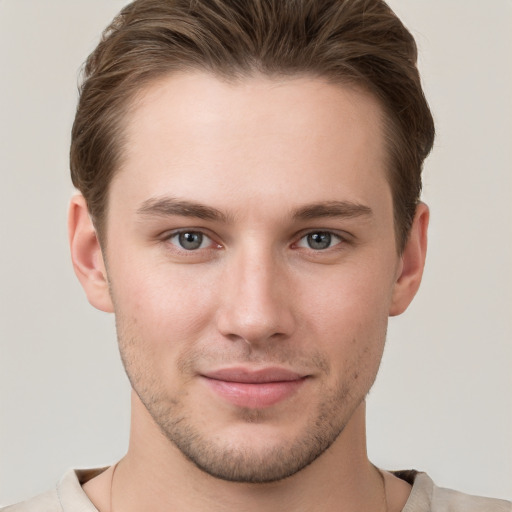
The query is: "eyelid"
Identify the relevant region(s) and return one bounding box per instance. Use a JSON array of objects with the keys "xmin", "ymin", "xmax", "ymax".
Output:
[
  {"xmin": 293, "ymin": 228, "xmax": 351, "ymax": 247},
  {"xmin": 295, "ymin": 231, "xmax": 343, "ymax": 250},
  {"xmin": 162, "ymin": 228, "xmax": 222, "ymax": 251},
  {"xmin": 170, "ymin": 231, "xmax": 210, "ymax": 250},
  {"xmin": 157, "ymin": 227, "xmax": 352, "ymax": 253}
]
